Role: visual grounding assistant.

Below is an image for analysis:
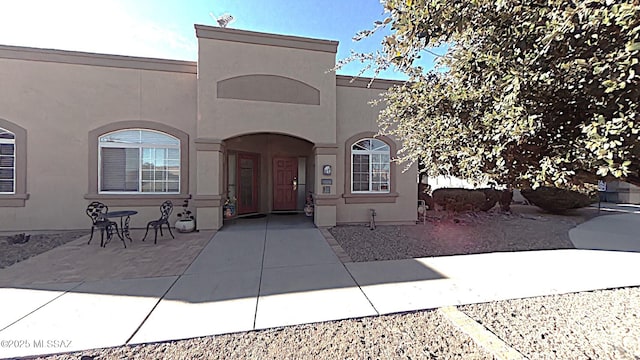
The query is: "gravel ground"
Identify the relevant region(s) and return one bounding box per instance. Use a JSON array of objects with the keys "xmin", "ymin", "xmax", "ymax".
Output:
[
  {"xmin": 38, "ymin": 310, "xmax": 490, "ymax": 360},
  {"xmin": 33, "ymin": 287, "xmax": 640, "ymax": 360},
  {"xmin": 7, "ymin": 206, "xmax": 640, "ymax": 359},
  {"xmin": 329, "ymin": 205, "xmax": 598, "ymax": 262},
  {"xmin": 459, "ymin": 287, "xmax": 640, "ymax": 360},
  {"xmin": 0, "ymin": 230, "xmax": 89, "ymax": 269}
]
